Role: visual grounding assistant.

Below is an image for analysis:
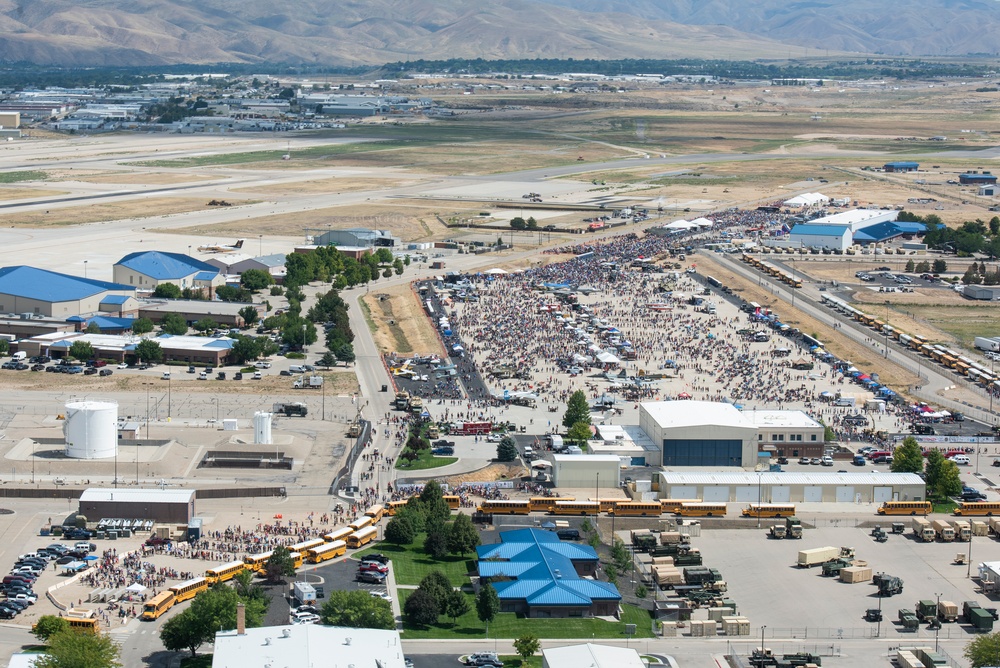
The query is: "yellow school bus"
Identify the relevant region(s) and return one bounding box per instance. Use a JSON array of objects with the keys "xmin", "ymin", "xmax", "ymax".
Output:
[
  {"xmin": 347, "ymin": 526, "xmax": 378, "ymax": 549},
  {"xmin": 589, "ymin": 498, "xmax": 623, "ymax": 513},
  {"xmin": 349, "ymin": 516, "xmax": 374, "ymax": 532},
  {"xmin": 244, "ymin": 551, "xmax": 273, "ymax": 573},
  {"xmin": 323, "ymin": 527, "xmax": 353, "ymax": 544},
  {"xmin": 308, "ymin": 540, "xmax": 347, "ymax": 564},
  {"xmin": 443, "ymin": 495, "xmax": 461, "ymax": 510},
  {"xmin": 528, "ymin": 496, "xmax": 575, "ymax": 512},
  {"xmin": 659, "ymin": 499, "xmax": 703, "ymax": 513},
  {"xmin": 877, "ymin": 501, "xmax": 932, "ymax": 516},
  {"xmin": 954, "ymin": 501, "xmax": 1000, "ymax": 516},
  {"xmin": 676, "ymin": 502, "xmax": 727, "ymax": 517},
  {"xmin": 169, "ymin": 577, "xmax": 209, "ymax": 603},
  {"xmin": 141, "ymin": 591, "xmax": 175, "ymax": 621},
  {"xmin": 550, "ymin": 501, "xmax": 601, "ymax": 516},
  {"xmin": 478, "ymin": 500, "xmax": 531, "ymax": 515},
  {"xmin": 205, "ymin": 560, "xmax": 247, "ymax": 584},
  {"xmin": 290, "ymin": 538, "xmax": 327, "ymax": 554},
  {"xmin": 742, "ymin": 504, "xmax": 796, "ymax": 519},
  {"xmin": 386, "ymin": 500, "xmax": 410, "ymax": 515},
  {"xmin": 365, "ymin": 504, "xmax": 385, "ymax": 523},
  {"xmin": 609, "ymin": 502, "xmax": 663, "ymax": 517}
]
